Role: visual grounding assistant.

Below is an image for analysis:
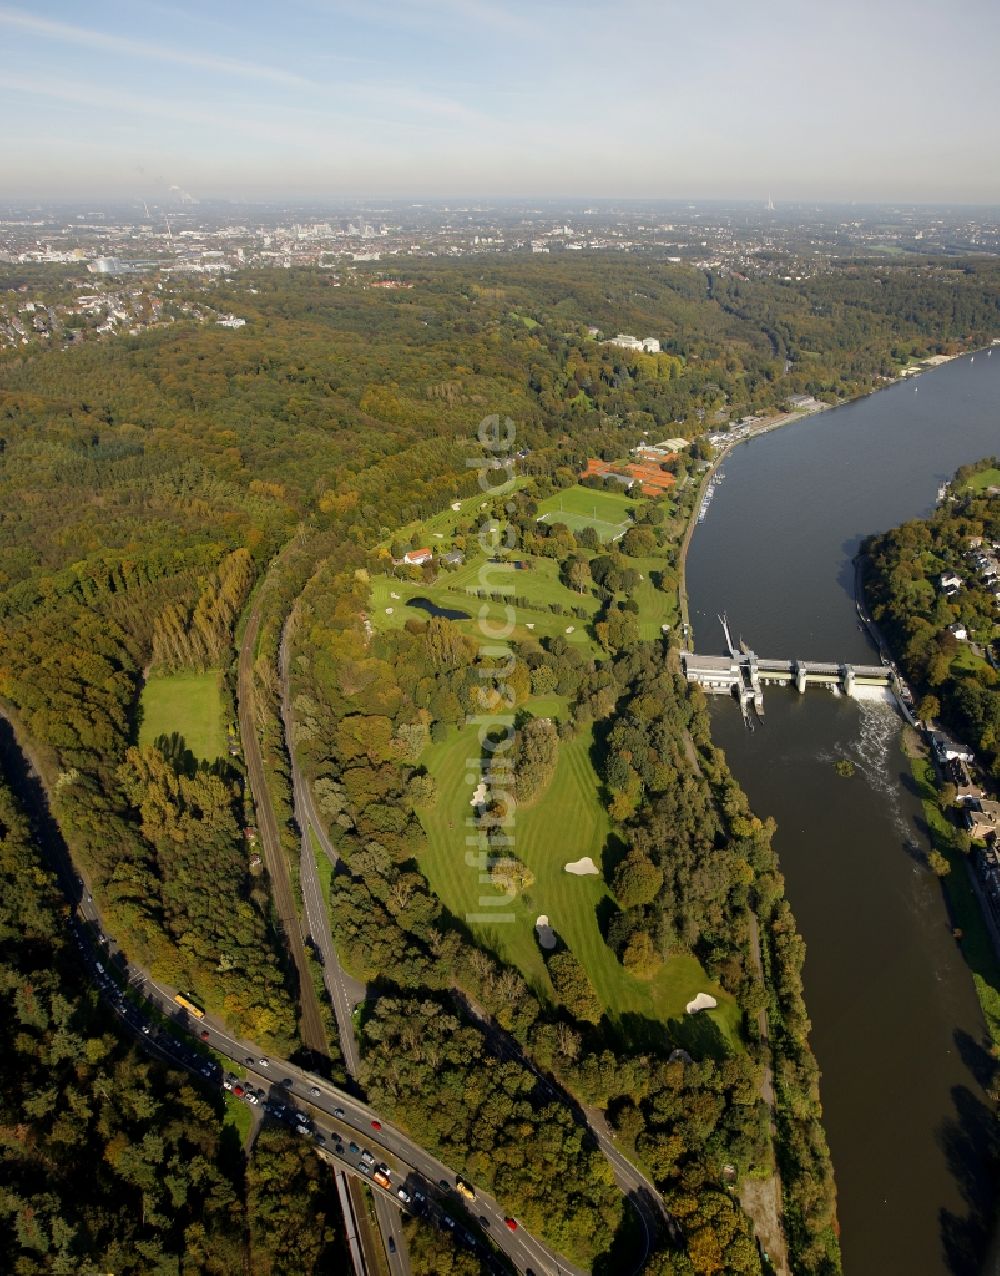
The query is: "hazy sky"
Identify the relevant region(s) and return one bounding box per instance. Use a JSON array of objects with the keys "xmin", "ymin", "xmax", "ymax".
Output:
[{"xmin": 3, "ymin": 0, "xmax": 999, "ymax": 202}]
